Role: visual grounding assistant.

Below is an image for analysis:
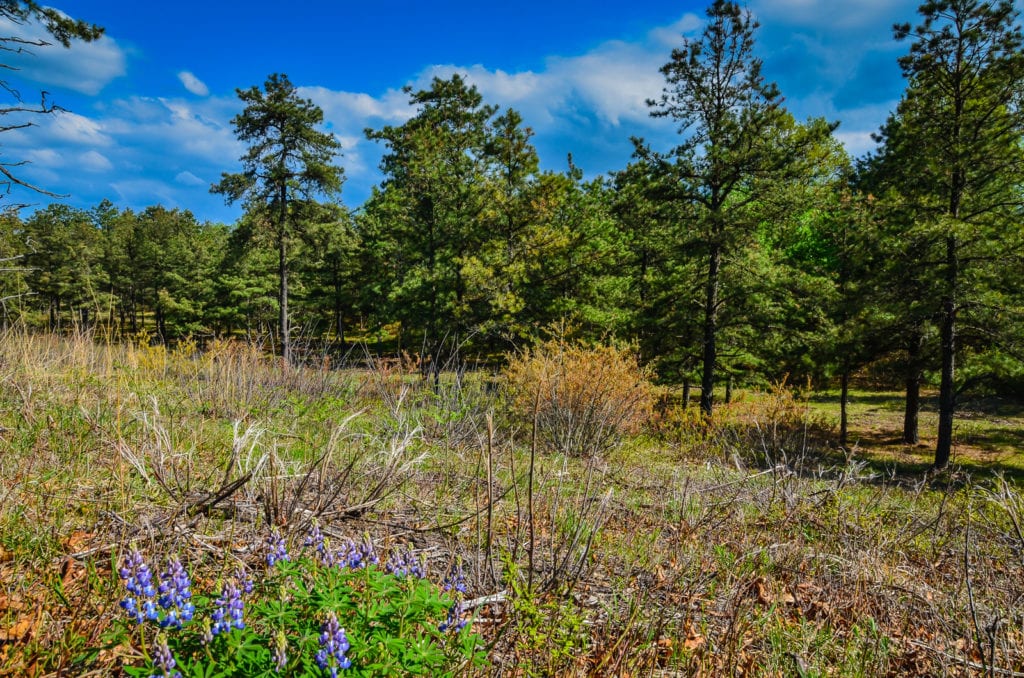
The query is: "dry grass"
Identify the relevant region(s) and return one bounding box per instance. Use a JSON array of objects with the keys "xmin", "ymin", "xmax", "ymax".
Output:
[{"xmin": 0, "ymin": 328, "xmax": 1022, "ymax": 676}]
